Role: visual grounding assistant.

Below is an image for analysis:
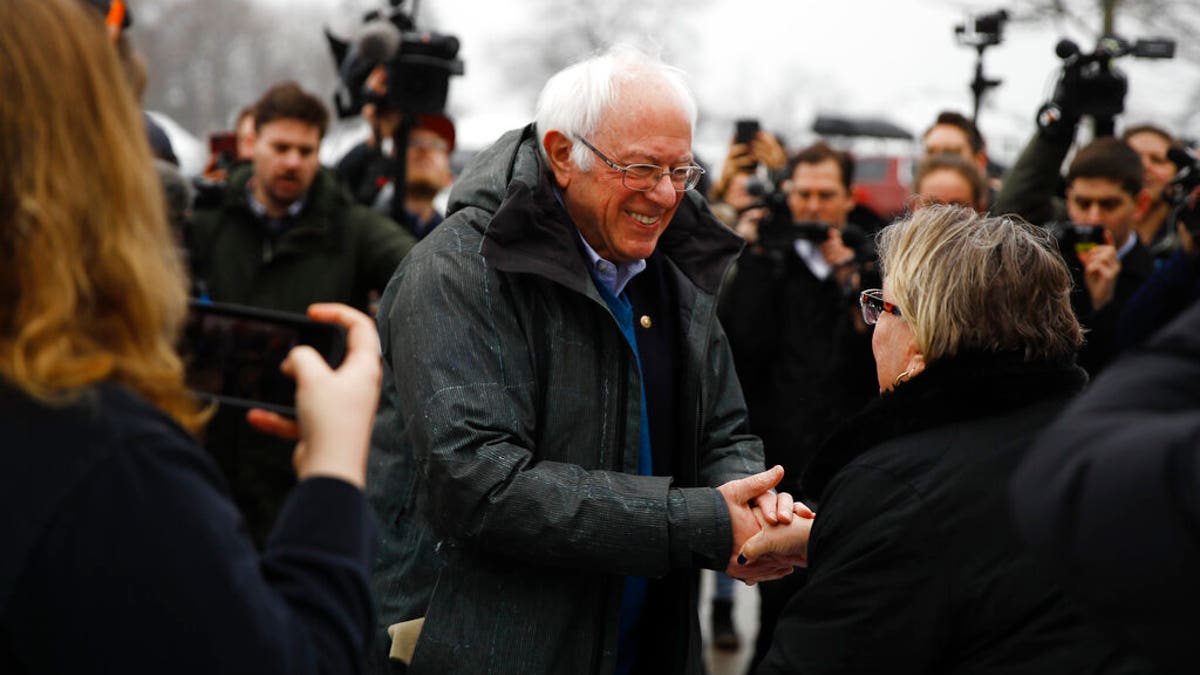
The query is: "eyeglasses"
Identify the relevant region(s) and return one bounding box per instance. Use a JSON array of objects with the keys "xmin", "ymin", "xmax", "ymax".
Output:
[
  {"xmin": 577, "ymin": 137, "xmax": 705, "ymax": 192},
  {"xmin": 859, "ymin": 289, "xmax": 902, "ymax": 326}
]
